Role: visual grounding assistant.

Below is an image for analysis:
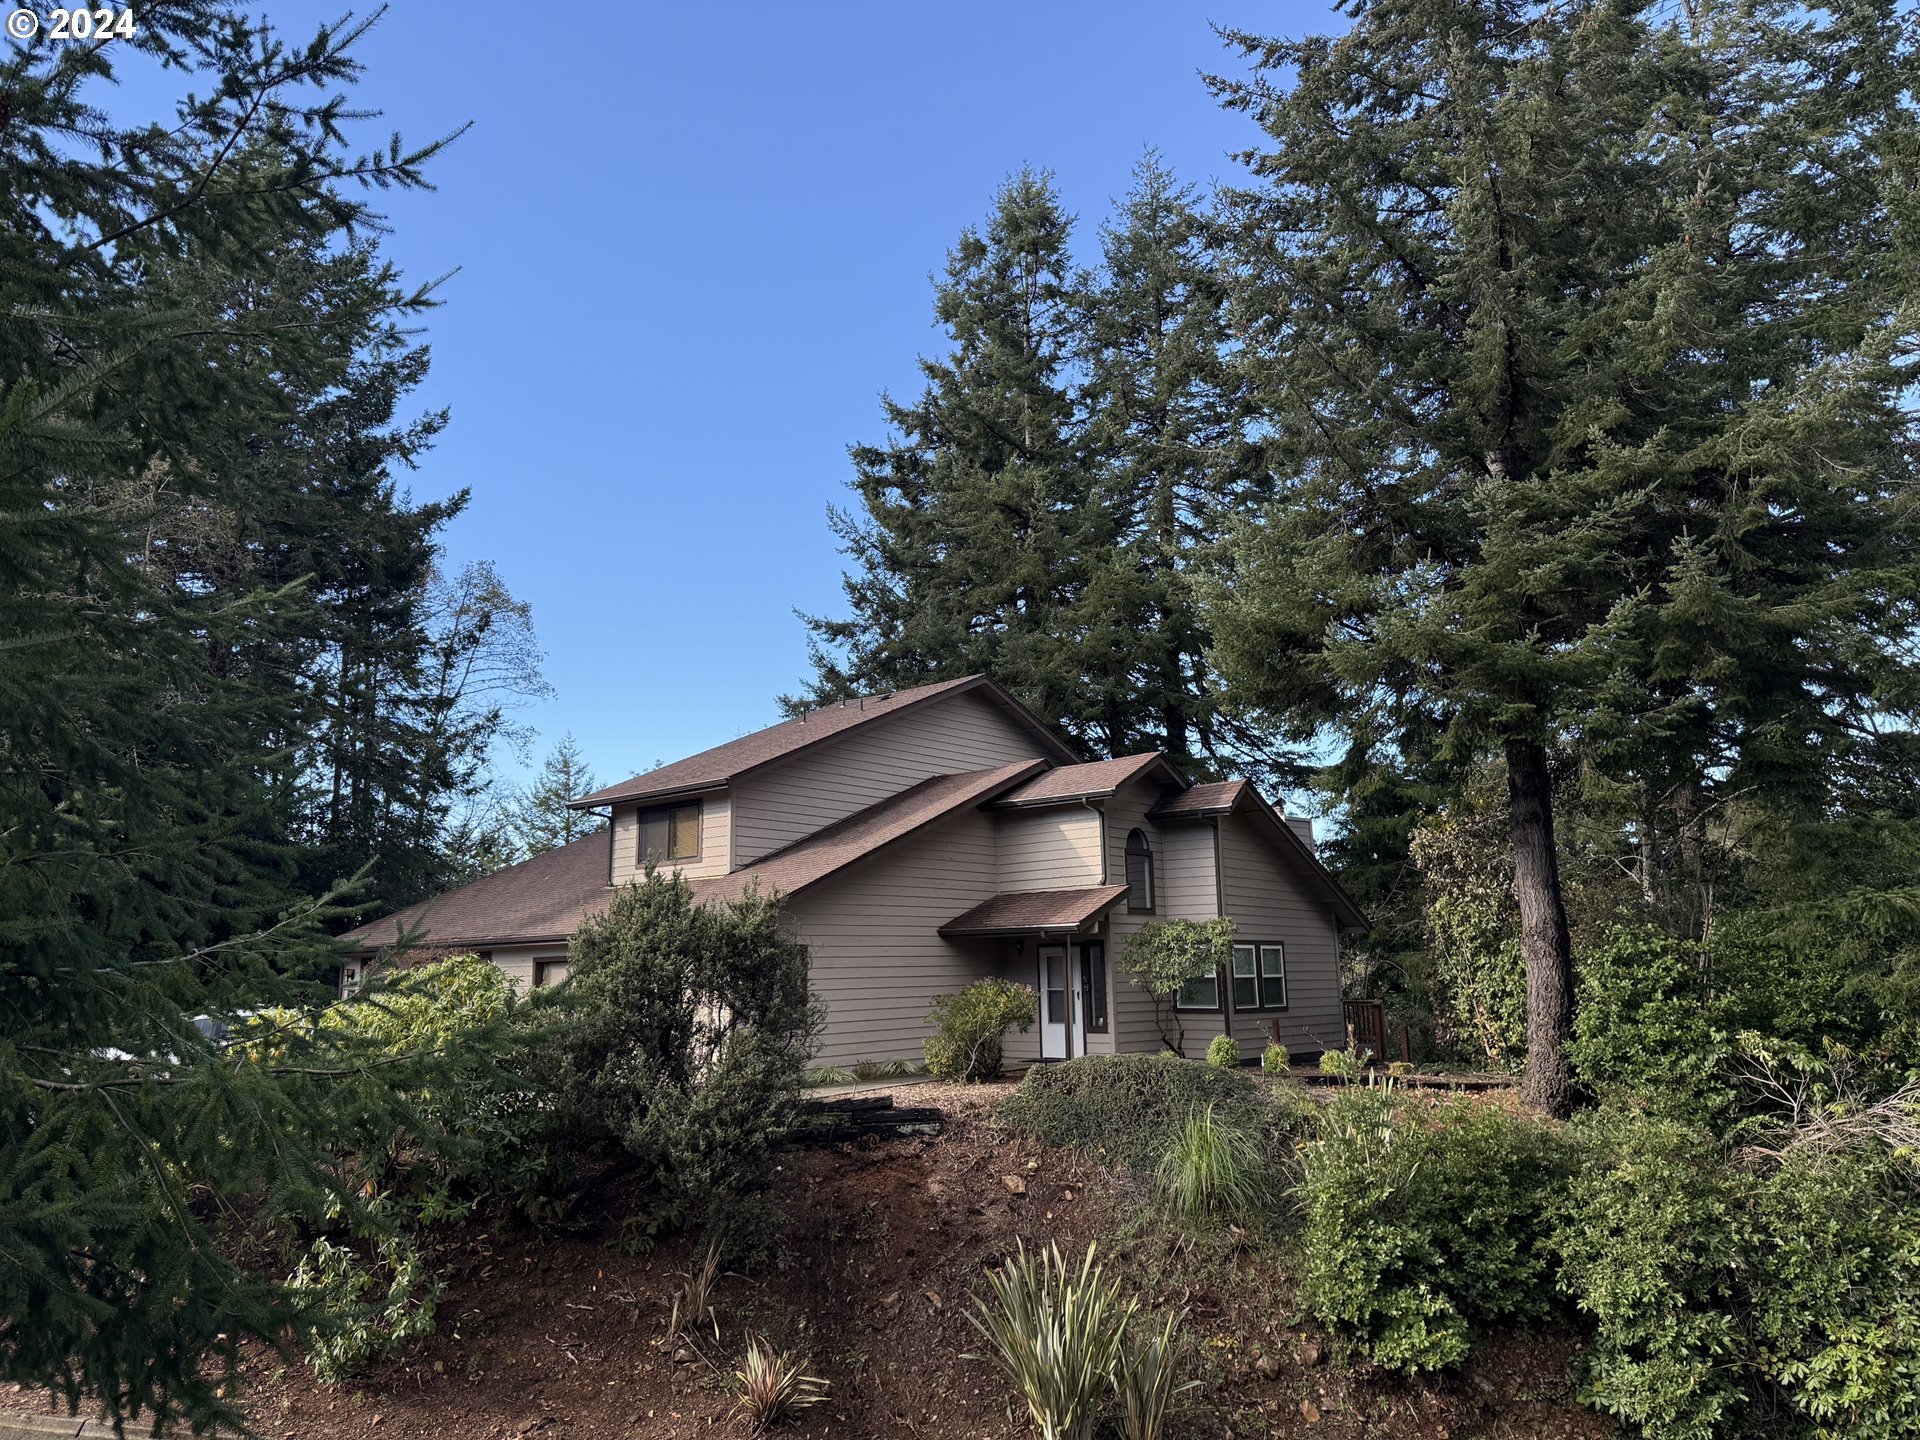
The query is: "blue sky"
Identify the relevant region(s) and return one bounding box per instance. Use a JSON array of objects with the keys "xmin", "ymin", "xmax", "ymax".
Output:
[{"xmin": 184, "ymin": 2, "xmax": 1323, "ymax": 787}]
